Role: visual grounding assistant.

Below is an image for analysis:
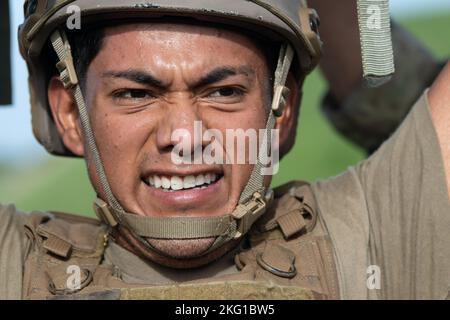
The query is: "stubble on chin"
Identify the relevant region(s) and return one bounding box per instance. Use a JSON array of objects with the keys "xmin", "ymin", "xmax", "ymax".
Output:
[{"xmin": 147, "ymin": 238, "xmax": 216, "ymax": 259}]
